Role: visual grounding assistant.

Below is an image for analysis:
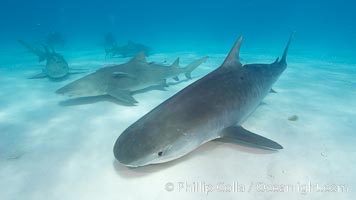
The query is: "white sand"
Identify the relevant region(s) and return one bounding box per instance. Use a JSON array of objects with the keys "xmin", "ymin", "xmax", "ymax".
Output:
[{"xmin": 0, "ymin": 49, "xmax": 355, "ymax": 200}]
